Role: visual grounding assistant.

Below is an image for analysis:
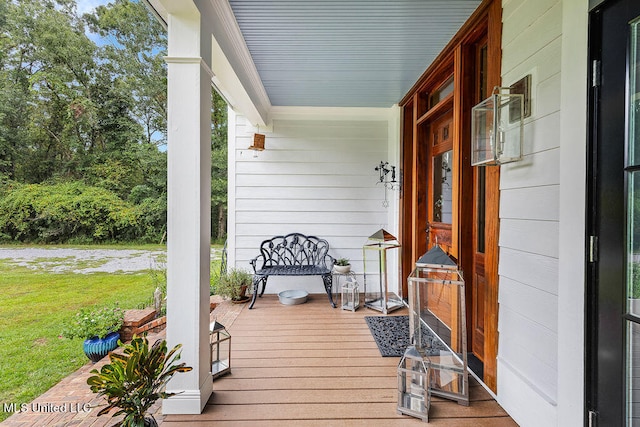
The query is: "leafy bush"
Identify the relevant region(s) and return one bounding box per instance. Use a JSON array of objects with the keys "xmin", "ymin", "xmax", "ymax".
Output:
[
  {"xmin": 631, "ymin": 262, "xmax": 640, "ymax": 299},
  {"xmin": 0, "ymin": 180, "xmax": 165, "ymax": 243},
  {"xmin": 61, "ymin": 303, "xmax": 125, "ymax": 340},
  {"xmin": 216, "ymin": 268, "xmax": 252, "ymax": 301}
]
